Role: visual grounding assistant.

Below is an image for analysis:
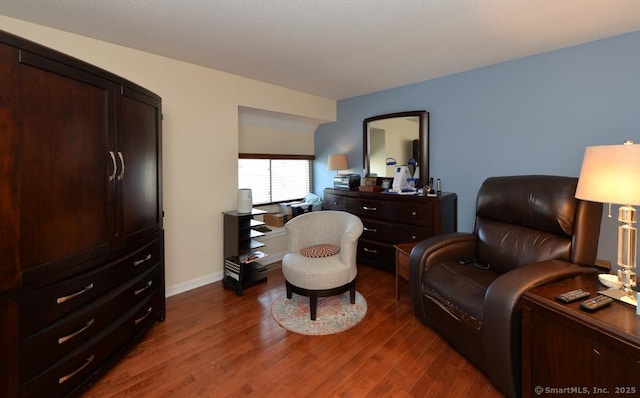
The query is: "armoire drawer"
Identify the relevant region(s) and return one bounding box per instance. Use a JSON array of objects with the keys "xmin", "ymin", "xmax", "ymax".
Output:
[
  {"xmin": 20, "ymin": 264, "xmax": 162, "ymax": 383},
  {"xmin": 19, "ymin": 237, "xmax": 163, "ymax": 336},
  {"xmin": 347, "ymin": 198, "xmax": 433, "ymax": 226},
  {"xmin": 22, "ymin": 289, "xmax": 164, "ymax": 398},
  {"xmin": 361, "ymin": 218, "xmax": 432, "ymax": 244}
]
